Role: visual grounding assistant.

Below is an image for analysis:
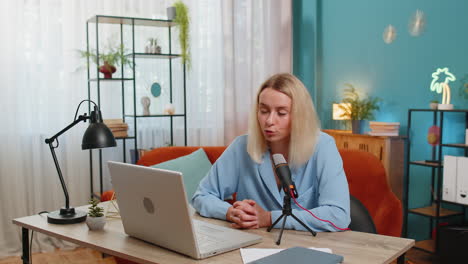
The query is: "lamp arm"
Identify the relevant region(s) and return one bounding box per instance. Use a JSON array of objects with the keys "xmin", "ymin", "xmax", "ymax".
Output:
[
  {"xmin": 48, "ymin": 142, "xmax": 71, "ymax": 209},
  {"xmin": 45, "ymin": 114, "xmax": 89, "ymax": 144},
  {"xmin": 44, "ymin": 114, "xmax": 89, "ymax": 209}
]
